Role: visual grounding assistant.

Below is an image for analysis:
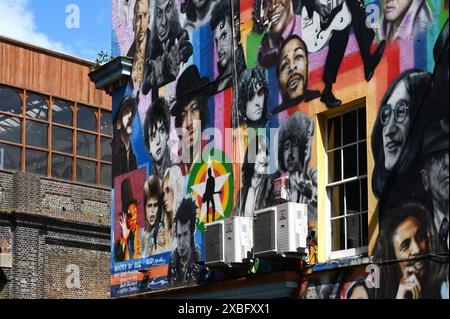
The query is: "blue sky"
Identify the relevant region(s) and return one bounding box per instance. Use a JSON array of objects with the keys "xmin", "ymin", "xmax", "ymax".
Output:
[{"xmin": 0, "ymin": 0, "xmax": 111, "ymax": 61}]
